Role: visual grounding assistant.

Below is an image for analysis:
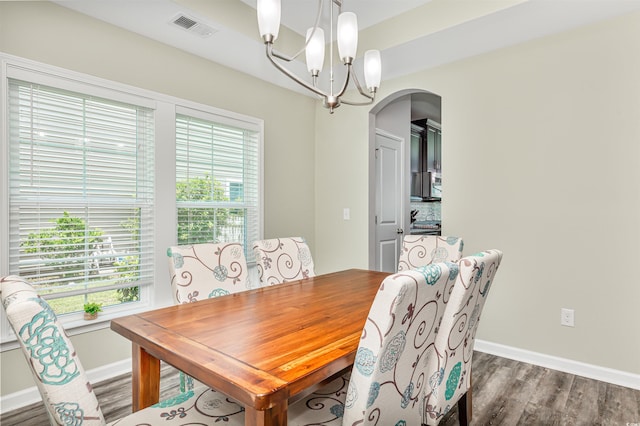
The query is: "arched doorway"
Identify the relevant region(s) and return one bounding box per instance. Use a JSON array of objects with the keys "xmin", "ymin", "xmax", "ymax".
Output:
[{"xmin": 368, "ymin": 89, "xmax": 442, "ymax": 271}]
